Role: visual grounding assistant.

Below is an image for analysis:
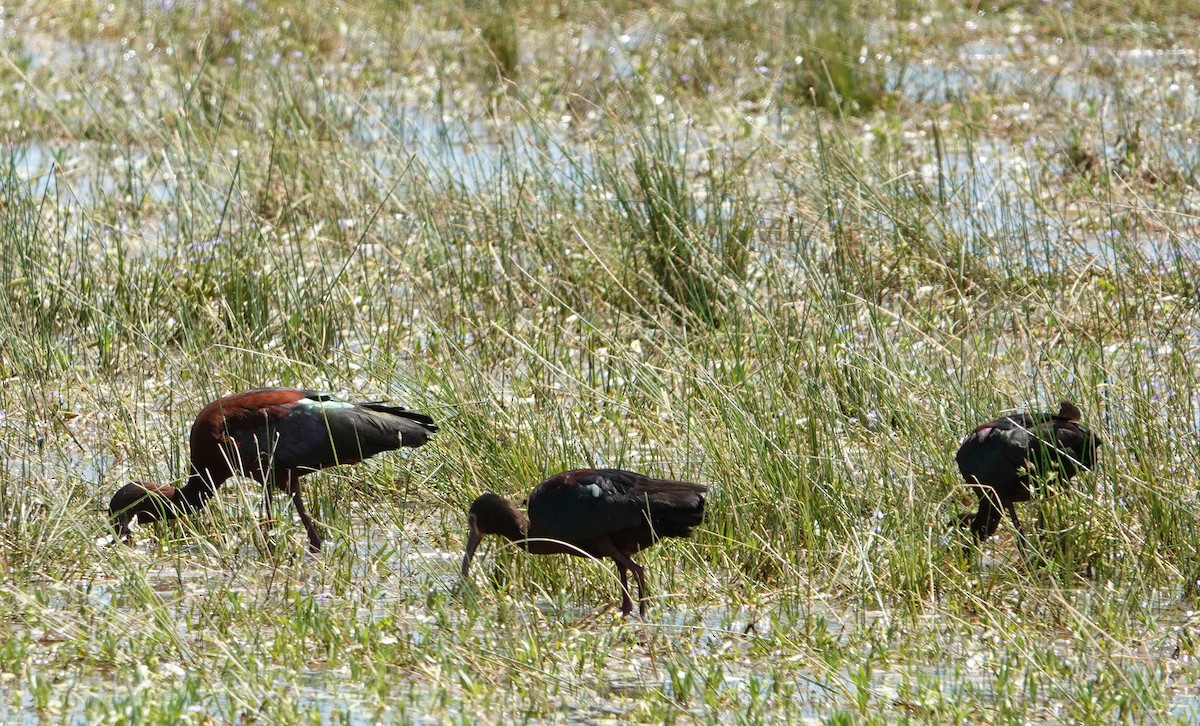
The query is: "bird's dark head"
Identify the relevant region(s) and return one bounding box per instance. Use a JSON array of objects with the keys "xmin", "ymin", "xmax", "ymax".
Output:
[
  {"xmin": 1052, "ymin": 401, "xmax": 1101, "ymax": 470},
  {"xmin": 109, "ymin": 481, "xmax": 180, "ymax": 541},
  {"xmin": 1057, "ymin": 401, "xmax": 1083, "ymax": 421},
  {"xmin": 461, "ymin": 492, "xmax": 527, "ymax": 578}
]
